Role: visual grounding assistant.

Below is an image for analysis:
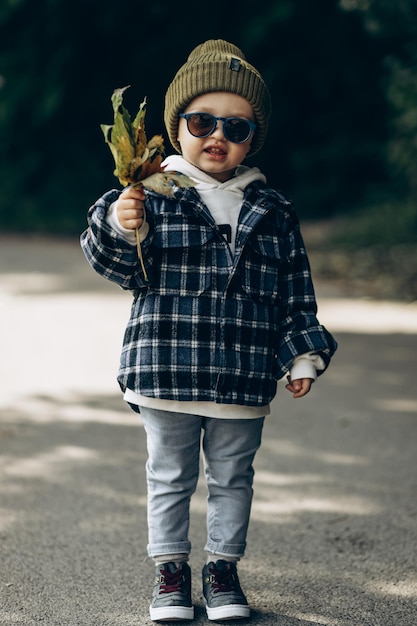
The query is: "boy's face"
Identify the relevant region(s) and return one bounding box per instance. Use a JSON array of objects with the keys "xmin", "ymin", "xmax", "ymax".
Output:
[{"xmin": 177, "ymin": 92, "xmax": 255, "ymax": 182}]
